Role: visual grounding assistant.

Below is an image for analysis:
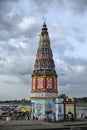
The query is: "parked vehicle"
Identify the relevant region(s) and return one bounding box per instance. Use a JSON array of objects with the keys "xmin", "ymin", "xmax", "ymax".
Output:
[{"xmin": 15, "ymin": 106, "xmax": 32, "ymax": 120}]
